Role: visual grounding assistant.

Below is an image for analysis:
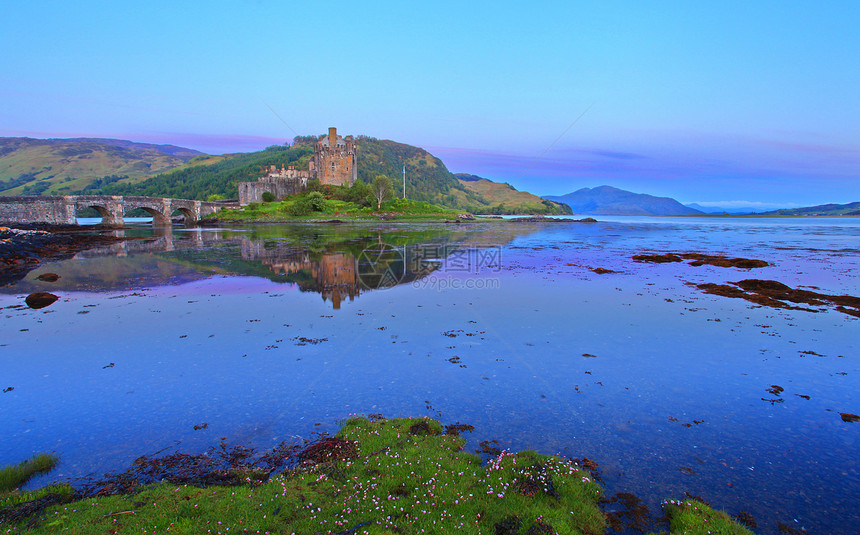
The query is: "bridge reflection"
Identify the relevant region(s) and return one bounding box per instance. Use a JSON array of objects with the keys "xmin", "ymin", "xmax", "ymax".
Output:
[{"xmin": 71, "ymin": 226, "xmax": 221, "ymax": 258}]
